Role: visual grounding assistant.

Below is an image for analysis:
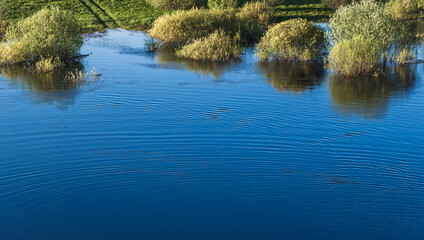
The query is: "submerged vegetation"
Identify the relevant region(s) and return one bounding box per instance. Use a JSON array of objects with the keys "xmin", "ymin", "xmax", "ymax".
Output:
[{"xmin": 256, "ymin": 18, "xmax": 326, "ymax": 61}]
